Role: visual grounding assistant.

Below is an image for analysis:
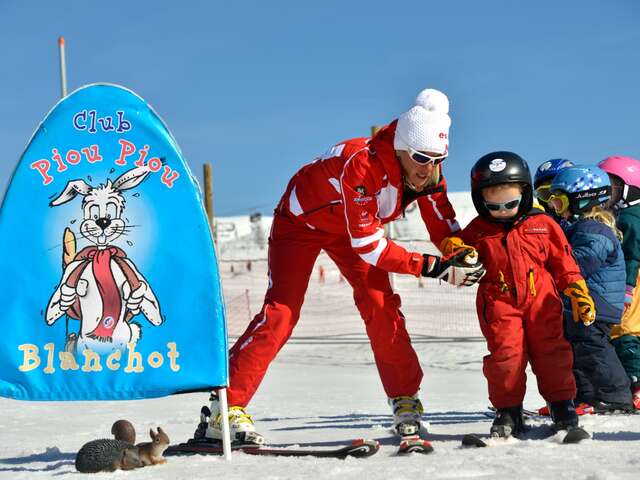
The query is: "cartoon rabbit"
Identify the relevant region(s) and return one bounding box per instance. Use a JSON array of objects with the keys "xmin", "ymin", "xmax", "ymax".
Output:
[{"xmin": 45, "ymin": 166, "xmax": 163, "ymax": 354}]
